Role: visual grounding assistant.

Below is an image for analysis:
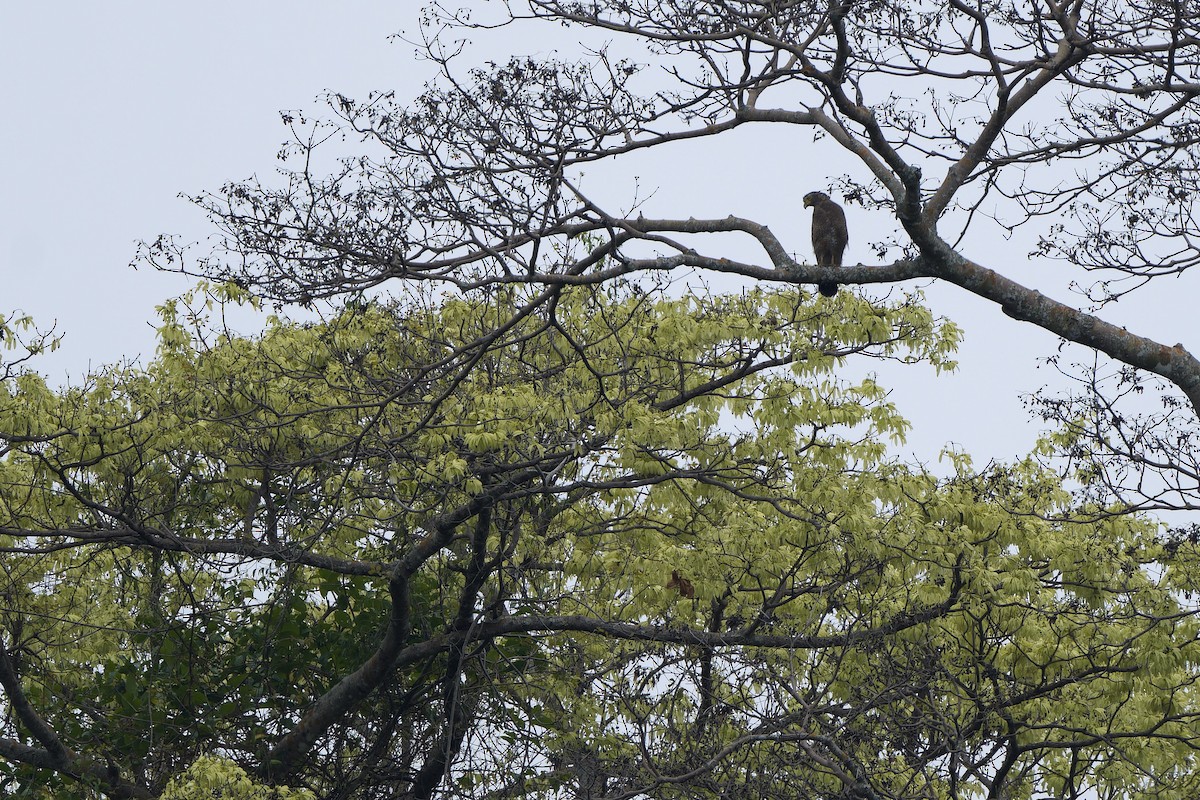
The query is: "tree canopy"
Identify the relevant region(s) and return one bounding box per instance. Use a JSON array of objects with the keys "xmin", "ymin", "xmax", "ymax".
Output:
[
  {"xmin": 144, "ymin": 0, "xmax": 1200, "ymax": 511},
  {"xmin": 1, "ymin": 280, "xmax": 1198, "ymax": 798},
  {"xmin": 7, "ymin": 1, "xmax": 1200, "ymax": 798}
]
